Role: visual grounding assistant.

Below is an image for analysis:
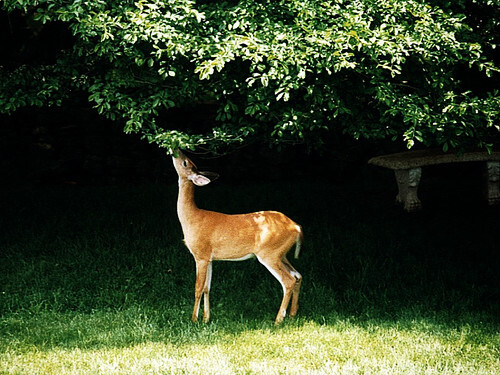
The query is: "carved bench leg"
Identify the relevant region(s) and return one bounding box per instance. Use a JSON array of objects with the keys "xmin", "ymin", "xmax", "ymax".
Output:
[
  {"xmin": 486, "ymin": 161, "xmax": 500, "ymax": 205},
  {"xmin": 394, "ymin": 168, "xmax": 422, "ymax": 212}
]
